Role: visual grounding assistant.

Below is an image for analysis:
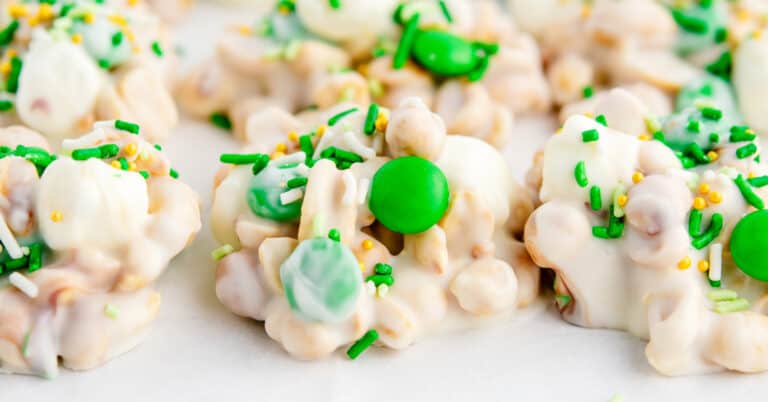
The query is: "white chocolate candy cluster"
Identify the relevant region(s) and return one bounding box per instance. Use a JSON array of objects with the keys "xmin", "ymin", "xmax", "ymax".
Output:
[
  {"xmin": 178, "ymin": 0, "xmax": 549, "ymax": 148},
  {"xmin": 0, "ymin": 122, "xmax": 201, "ymax": 378},
  {"xmin": 211, "ymin": 97, "xmax": 539, "ymax": 360},
  {"xmin": 0, "ymin": 0, "xmax": 177, "ymax": 144},
  {"xmin": 525, "ymin": 87, "xmax": 768, "ymax": 375}
]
